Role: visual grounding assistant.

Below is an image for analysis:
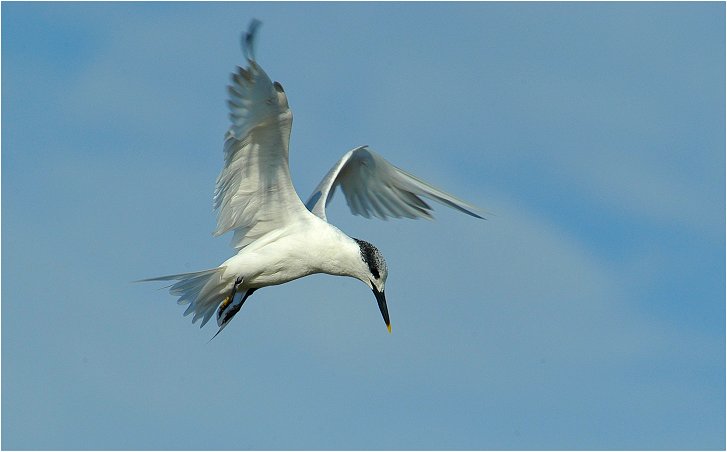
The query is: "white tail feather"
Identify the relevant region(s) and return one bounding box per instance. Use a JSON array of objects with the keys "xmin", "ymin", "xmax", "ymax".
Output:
[{"xmin": 140, "ymin": 268, "xmax": 229, "ymax": 328}]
